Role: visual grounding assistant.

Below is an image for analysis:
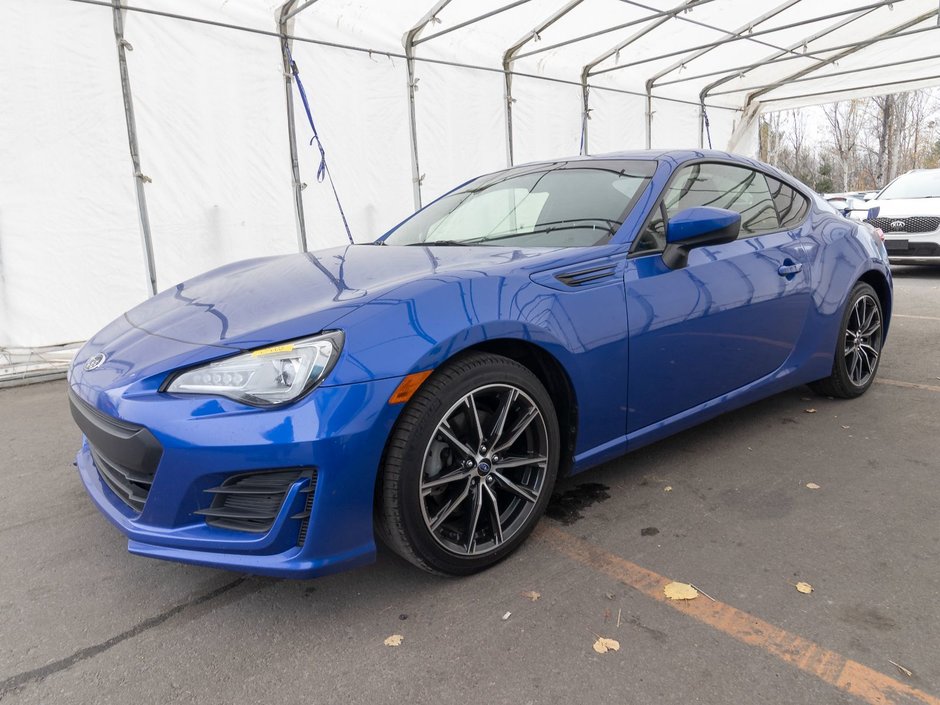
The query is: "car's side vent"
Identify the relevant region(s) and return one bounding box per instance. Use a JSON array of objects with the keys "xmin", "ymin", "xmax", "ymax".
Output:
[
  {"xmin": 555, "ymin": 264, "xmax": 618, "ymax": 287},
  {"xmin": 196, "ymin": 468, "xmax": 316, "ymax": 535}
]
